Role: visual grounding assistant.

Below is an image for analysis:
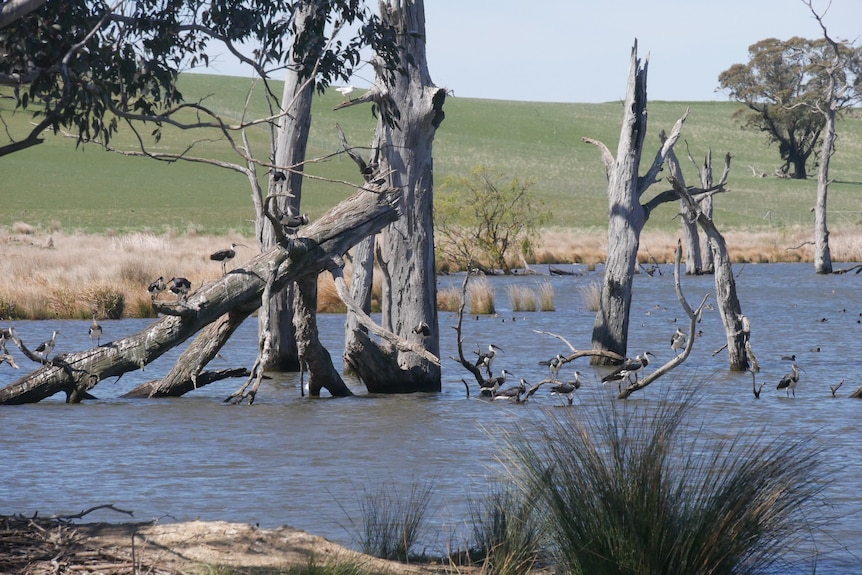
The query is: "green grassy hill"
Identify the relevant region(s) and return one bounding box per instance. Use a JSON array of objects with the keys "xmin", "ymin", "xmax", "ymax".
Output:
[{"xmin": 3, "ymin": 73, "xmax": 861, "ymax": 235}]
